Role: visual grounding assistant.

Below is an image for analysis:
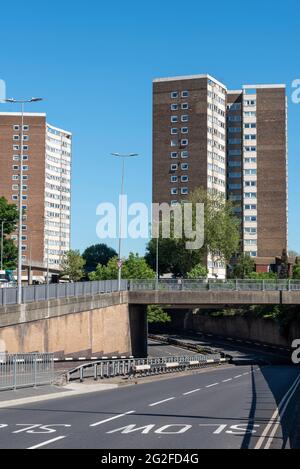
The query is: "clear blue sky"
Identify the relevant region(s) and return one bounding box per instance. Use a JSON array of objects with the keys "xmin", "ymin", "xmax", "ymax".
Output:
[{"xmin": 0, "ymin": 0, "xmax": 299, "ymax": 255}]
